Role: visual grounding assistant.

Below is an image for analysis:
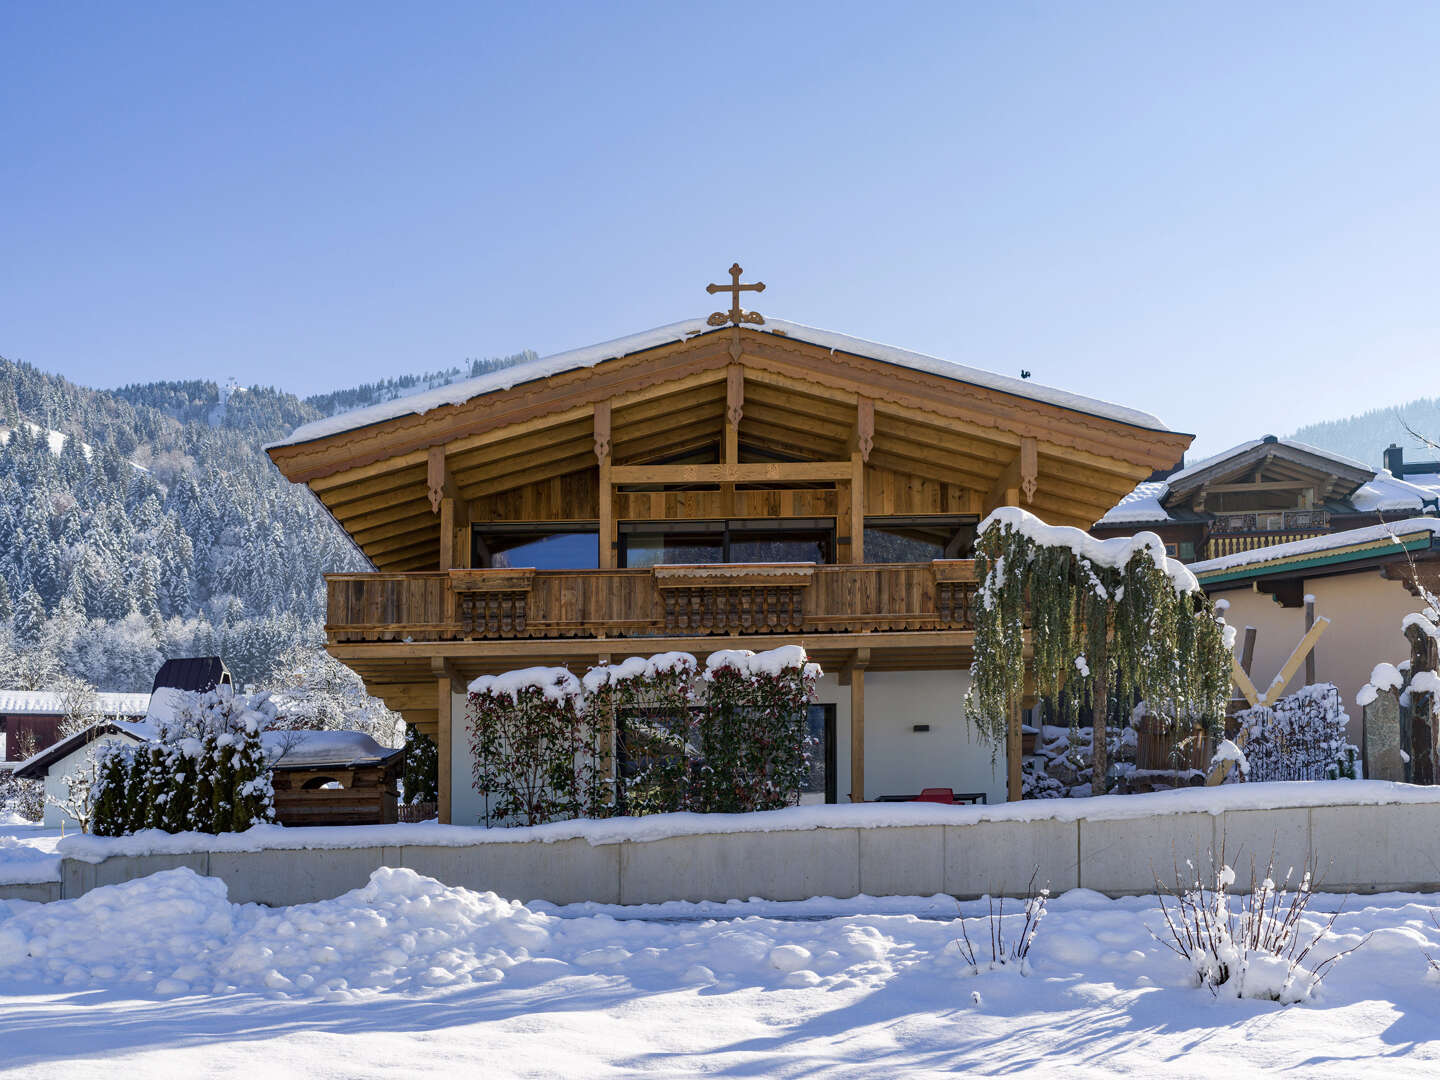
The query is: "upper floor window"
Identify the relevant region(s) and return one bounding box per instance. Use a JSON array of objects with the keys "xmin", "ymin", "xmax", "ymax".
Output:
[{"xmin": 472, "ymin": 526, "xmax": 599, "ymax": 569}]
